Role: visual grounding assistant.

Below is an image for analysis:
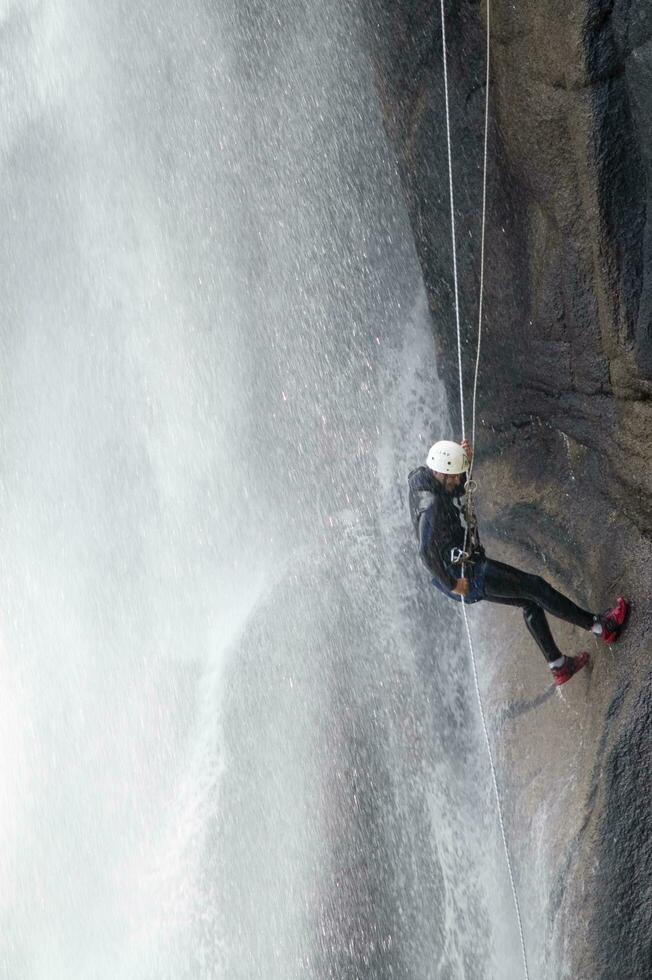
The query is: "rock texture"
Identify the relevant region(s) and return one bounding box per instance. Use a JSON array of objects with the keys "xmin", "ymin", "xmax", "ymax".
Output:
[{"xmin": 362, "ymin": 1, "xmax": 652, "ymax": 976}]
